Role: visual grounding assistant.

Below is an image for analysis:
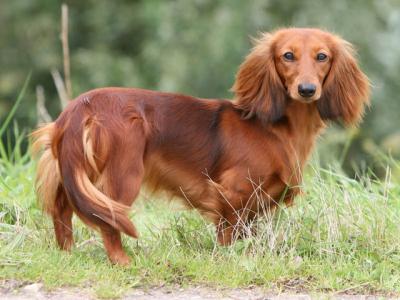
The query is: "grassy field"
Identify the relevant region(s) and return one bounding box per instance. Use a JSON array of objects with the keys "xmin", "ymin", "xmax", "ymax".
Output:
[{"xmin": 0, "ymin": 128, "xmax": 399, "ymax": 299}]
